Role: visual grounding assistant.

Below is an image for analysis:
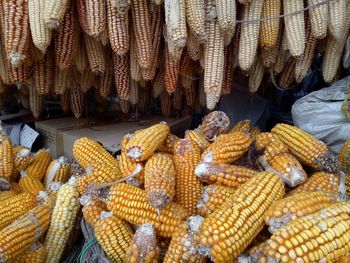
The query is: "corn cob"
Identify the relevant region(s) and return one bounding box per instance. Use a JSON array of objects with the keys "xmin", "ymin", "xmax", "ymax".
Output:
[
  {"xmin": 0, "ymin": 192, "xmax": 37, "ymax": 231},
  {"xmin": 131, "ymin": 0, "xmax": 152, "ymax": 68},
  {"xmin": 179, "ymin": 50, "xmax": 194, "ymax": 90},
  {"xmin": 0, "ymin": 190, "xmax": 18, "ymax": 203},
  {"xmin": 138, "ymin": 85, "xmax": 150, "ymax": 113},
  {"xmin": 70, "ymin": 84, "xmax": 86, "ymax": 118},
  {"xmin": 33, "ymin": 50, "xmax": 54, "ymax": 95},
  {"xmin": 60, "ymin": 90, "xmax": 70, "ymax": 113},
  {"xmin": 290, "ymin": 171, "xmax": 341, "ymax": 196},
  {"xmin": 113, "ymin": 53, "xmax": 130, "ymax": 100},
  {"xmin": 19, "ymin": 171, "xmax": 45, "ymax": 195},
  {"xmin": 107, "ymin": 183, "xmax": 189, "ymax": 238},
  {"xmin": 248, "ymin": 54, "xmax": 265, "ymax": 93},
  {"xmin": 164, "ymin": 46, "xmax": 180, "ymax": 94},
  {"xmin": 13, "ymin": 147, "xmax": 33, "ymax": 180},
  {"xmin": 29, "ymin": 84, "xmax": 43, "ymax": 118},
  {"xmin": 84, "ymin": 34, "xmax": 106, "ymax": 75},
  {"xmin": 129, "ymin": 80, "xmax": 139, "ymax": 105},
  {"xmin": 261, "ymin": 40, "xmax": 280, "ymax": 69},
  {"xmin": 0, "ymin": 133, "xmax": 13, "ymax": 188},
  {"xmin": 28, "ymin": 38, "xmax": 45, "ymax": 63},
  {"xmin": 278, "ymin": 57, "xmax": 296, "ymax": 89},
  {"xmin": 157, "ymin": 134, "xmax": 180, "ymax": 154},
  {"xmin": 283, "ymin": 0, "xmax": 305, "ymax": 56},
  {"xmin": 144, "ymin": 153, "xmax": 175, "ymax": 211},
  {"xmin": 264, "ymin": 191, "xmax": 336, "ymax": 233},
  {"xmin": 339, "ymin": 140, "xmax": 350, "ymax": 173},
  {"xmin": 152, "ymin": 70, "xmax": 164, "ymax": 99},
  {"xmin": 111, "ymin": 0, "xmax": 130, "ymax": 14},
  {"xmin": 255, "ymin": 132, "xmax": 283, "ymax": 150},
  {"xmin": 173, "ymin": 139, "xmax": 202, "ymax": 215},
  {"xmin": 259, "ymin": 0, "xmax": 281, "ymax": 48},
  {"xmin": 163, "ymin": 216, "xmax": 204, "ymax": 263},
  {"xmin": 119, "ymin": 151, "xmax": 144, "ymax": 187},
  {"xmin": 195, "ymin": 172, "xmax": 285, "ymax": 262},
  {"xmin": 25, "ymin": 149, "xmax": 51, "ymax": 181},
  {"xmin": 95, "ymin": 211, "xmax": 133, "ymax": 262},
  {"xmin": 200, "ymin": 111, "xmax": 230, "ymax": 141},
  {"xmin": 13, "ymin": 242, "xmax": 46, "ymax": 263},
  {"xmin": 197, "ymin": 184, "xmax": 236, "ymax": 217},
  {"xmin": 261, "ymin": 139, "xmax": 289, "ymax": 161},
  {"xmin": 54, "ymin": 0, "xmax": 77, "ymax": 70},
  {"xmin": 159, "ymin": 90, "xmax": 171, "ymax": 117},
  {"xmin": 53, "ymin": 68, "xmax": 70, "ymax": 95},
  {"xmin": 221, "ymin": 41, "xmax": 235, "ymax": 95},
  {"xmin": 204, "ymin": 20, "xmax": 225, "ymax": 110},
  {"xmin": 195, "ymin": 162, "xmax": 258, "ymax": 189},
  {"xmin": 80, "ymin": 195, "xmax": 107, "ymax": 228},
  {"xmin": 74, "ymin": 35, "xmax": 88, "ymax": 73},
  {"xmin": 231, "ymin": 120, "xmax": 251, "ymax": 134},
  {"xmin": 129, "ymin": 28, "xmax": 142, "ymax": 81},
  {"xmin": 44, "ymin": 178, "xmax": 80, "ymax": 263},
  {"xmin": 44, "ymin": 156, "xmax": 71, "ymax": 187},
  {"xmin": 185, "ymin": 130, "xmax": 210, "ymax": 152},
  {"xmin": 185, "ymin": 0, "xmax": 206, "ymax": 44},
  {"xmin": 172, "ymin": 86, "xmax": 183, "ymax": 111},
  {"xmin": 125, "ymin": 123, "xmax": 170, "ymax": 162},
  {"xmin": 0, "ymin": 200, "xmax": 52, "ymax": 262},
  {"xmin": 295, "ymin": 18, "xmax": 317, "ymax": 83},
  {"xmin": 98, "ymin": 68, "xmax": 113, "ymax": 98},
  {"xmin": 239, "ymin": 0, "xmax": 264, "ymax": 71},
  {"xmin": 272, "ymin": 123, "xmax": 339, "ymax": 172},
  {"xmin": 78, "ymin": 69, "xmax": 96, "ymax": 93},
  {"xmin": 125, "ymin": 223, "xmax": 159, "ymax": 263},
  {"xmin": 215, "ymin": 0, "xmax": 235, "ymax": 44},
  {"xmin": 328, "ymin": 0, "xmax": 346, "ymax": 39},
  {"xmin": 308, "ymin": 0, "xmax": 328, "ymax": 39},
  {"xmin": 83, "ymin": 0, "xmax": 106, "ymax": 37},
  {"xmin": 260, "ymin": 202, "xmax": 350, "ymax": 262},
  {"xmin": 8, "ymin": 60, "xmax": 30, "ymax": 87},
  {"xmin": 120, "ymin": 99, "xmax": 131, "ymax": 114},
  {"xmin": 164, "ymin": 0, "xmax": 186, "ymax": 60},
  {"xmin": 2, "ymin": 0, "xmax": 30, "ymax": 67},
  {"xmin": 186, "ymin": 30, "xmax": 201, "ymax": 61},
  {"xmin": 107, "ymin": 0, "xmax": 129, "ymax": 55},
  {"xmin": 0, "ymin": 33, "xmax": 10, "ymax": 85},
  {"xmin": 44, "ymin": 0, "xmax": 69, "ymax": 28},
  {"xmin": 28, "ymin": 0, "xmax": 52, "ymax": 54}
]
